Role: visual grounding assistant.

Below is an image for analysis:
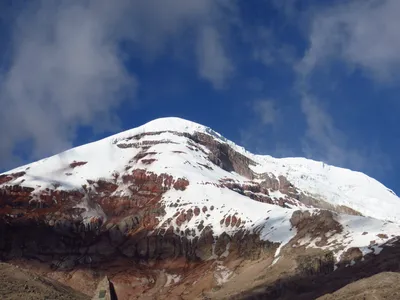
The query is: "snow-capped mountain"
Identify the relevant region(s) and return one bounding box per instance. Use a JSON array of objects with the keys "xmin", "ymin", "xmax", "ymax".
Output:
[
  {"xmin": 3, "ymin": 117, "xmax": 399, "ymax": 220},
  {"xmin": 1, "ymin": 117, "xmax": 399, "ymax": 299}
]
